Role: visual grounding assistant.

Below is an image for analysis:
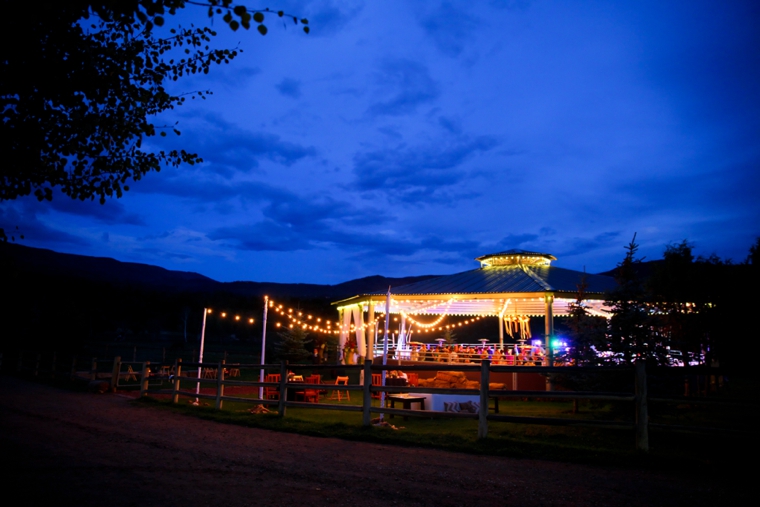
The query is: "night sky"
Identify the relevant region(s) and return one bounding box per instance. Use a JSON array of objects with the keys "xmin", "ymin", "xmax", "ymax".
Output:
[{"xmin": 3, "ymin": 1, "xmax": 758, "ymax": 283}]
